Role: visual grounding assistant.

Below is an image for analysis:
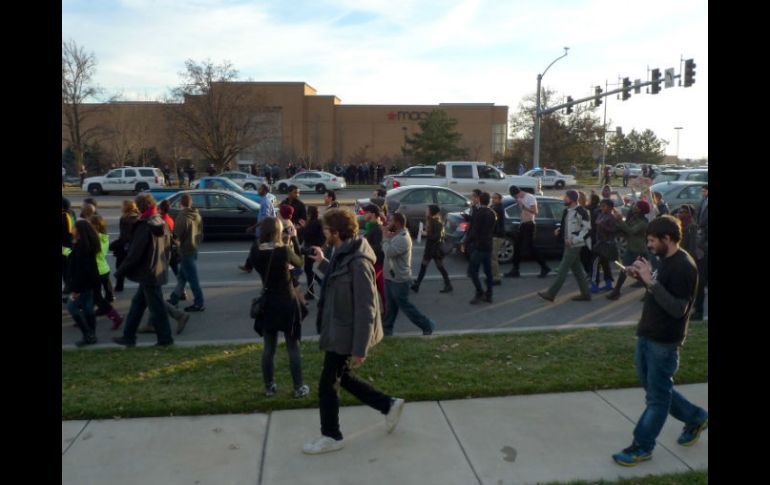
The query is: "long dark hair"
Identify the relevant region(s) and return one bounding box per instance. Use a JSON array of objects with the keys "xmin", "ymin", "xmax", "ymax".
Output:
[
  {"xmin": 74, "ymin": 219, "xmax": 101, "ymax": 255},
  {"xmin": 308, "ymin": 205, "xmax": 319, "ymax": 221}
]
